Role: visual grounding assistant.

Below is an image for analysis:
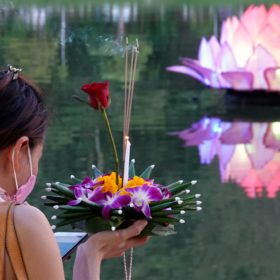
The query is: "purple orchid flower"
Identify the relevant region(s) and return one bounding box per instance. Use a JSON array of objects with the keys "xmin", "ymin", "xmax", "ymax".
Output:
[
  {"xmin": 100, "ymin": 192, "xmax": 131, "ymax": 219},
  {"xmin": 69, "ymin": 176, "xmax": 103, "ymax": 190},
  {"xmin": 126, "ymin": 184, "xmax": 163, "ymax": 219},
  {"xmin": 68, "ymin": 176, "xmax": 105, "ymax": 206},
  {"xmin": 87, "ymin": 186, "xmax": 105, "ymax": 203},
  {"xmin": 68, "ymin": 186, "xmax": 86, "ymax": 206}
]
